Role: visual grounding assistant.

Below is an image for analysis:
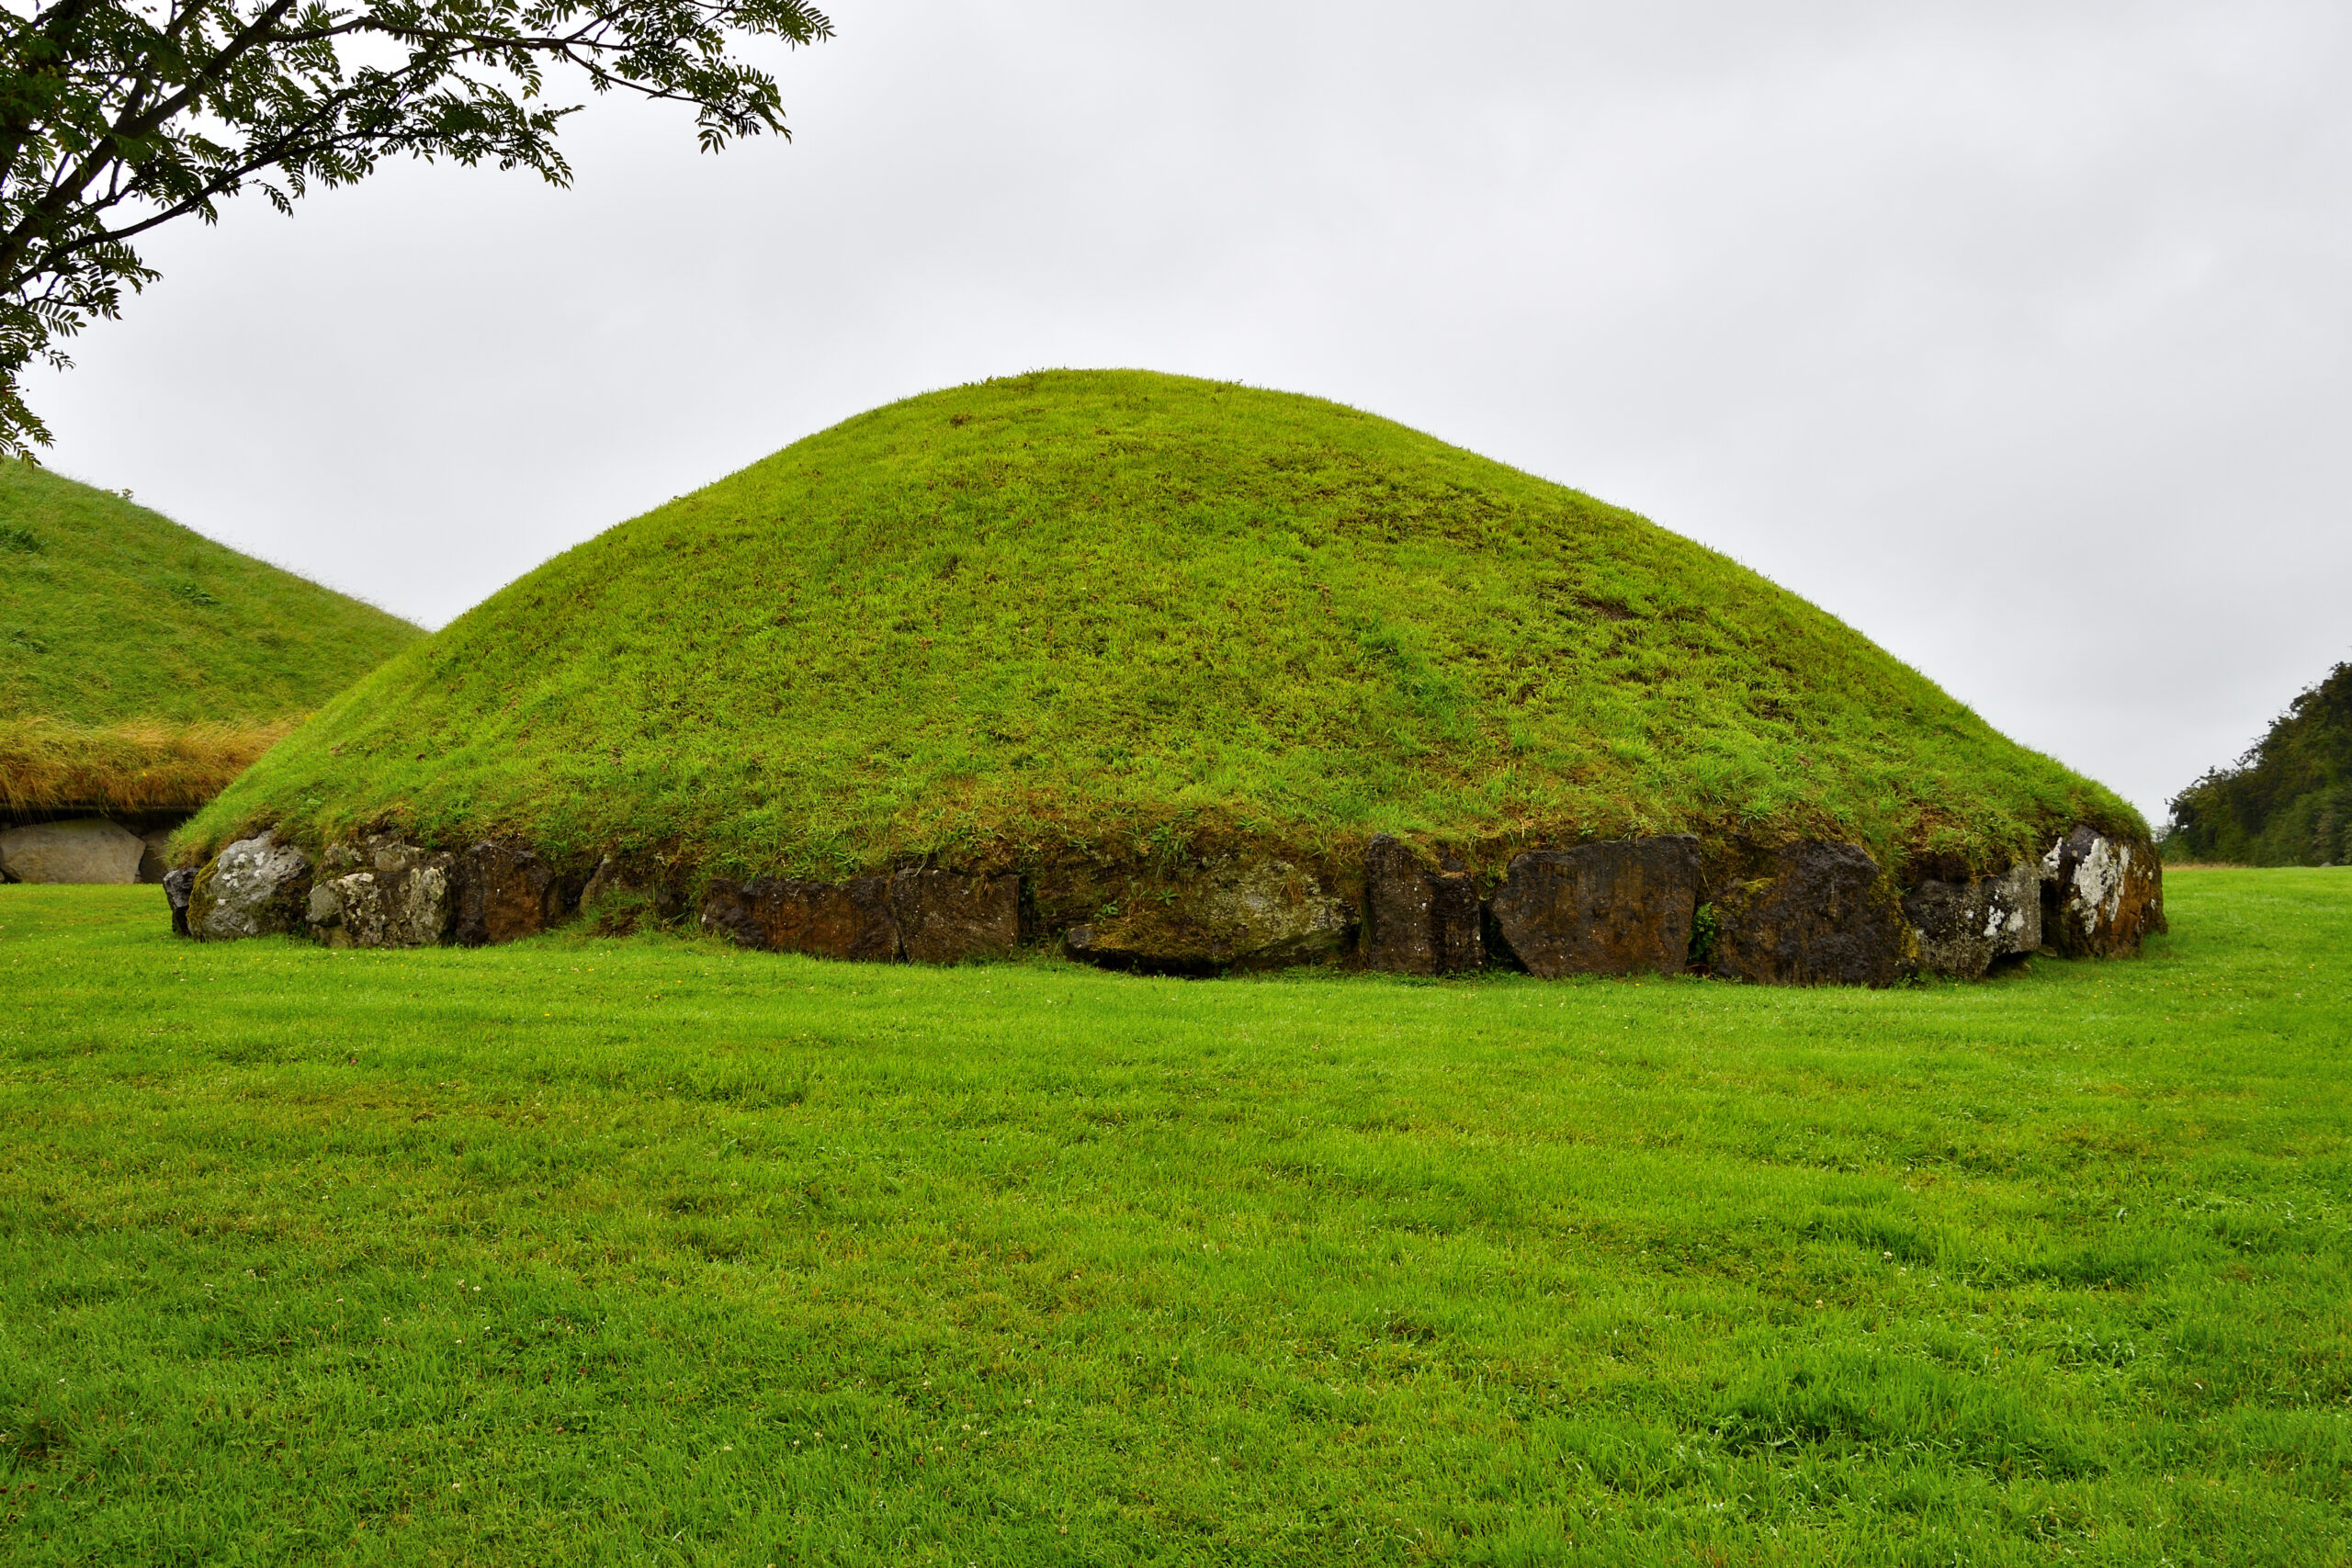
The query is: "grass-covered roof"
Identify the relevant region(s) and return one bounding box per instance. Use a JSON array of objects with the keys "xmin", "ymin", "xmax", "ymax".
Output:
[
  {"xmin": 184, "ymin": 370, "xmax": 2140, "ymax": 874},
  {"xmin": 1, "ymin": 463, "xmax": 422, "ymax": 816}
]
